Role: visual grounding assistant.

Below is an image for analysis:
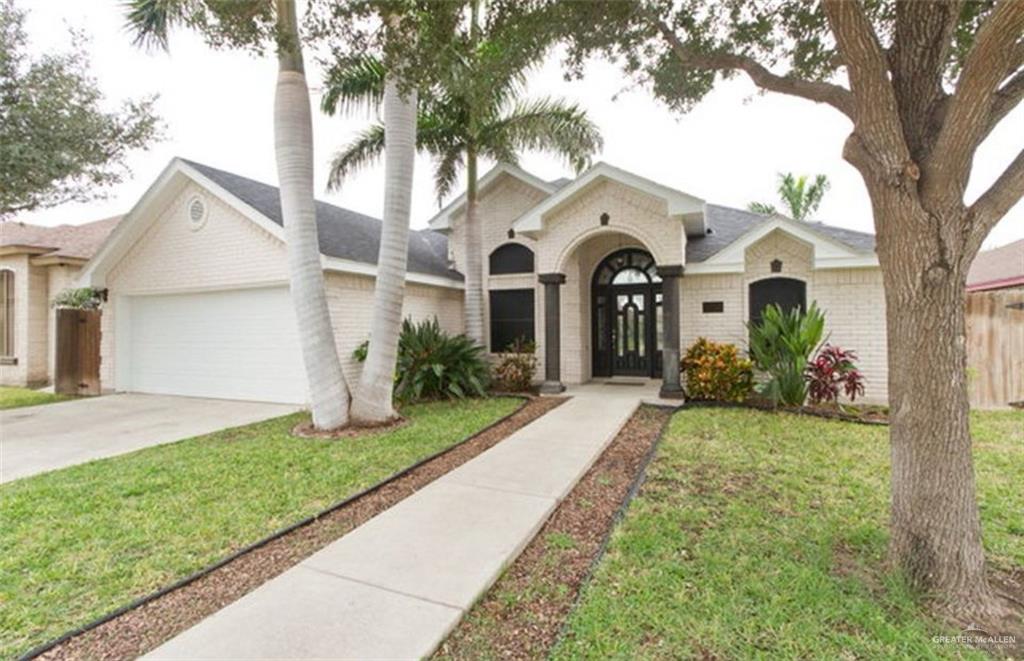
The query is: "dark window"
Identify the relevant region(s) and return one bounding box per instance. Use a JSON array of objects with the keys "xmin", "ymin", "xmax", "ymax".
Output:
[
  {"xmin": 702, "ymin": 301, "xmax": 724, "ymax": 313},
  {"xmin": 489, "ymin": 243, "xmax": 534, "ymax": 274},
  {"xmin": 489, "ymin": 289, "xmax": 535, "ymax": 351},
  {"xmin": 748, "ymin": 277, "xmax": 806, "ymax": 328}
]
